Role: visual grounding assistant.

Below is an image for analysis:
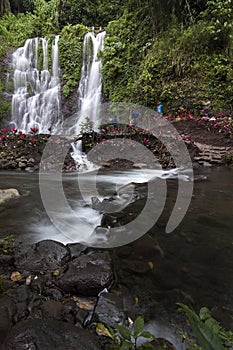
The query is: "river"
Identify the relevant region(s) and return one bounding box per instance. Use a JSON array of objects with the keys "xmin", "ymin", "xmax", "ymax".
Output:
[{"xmin": 0, "ymin": 166, "xmax": 232, "ymax": 347}]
